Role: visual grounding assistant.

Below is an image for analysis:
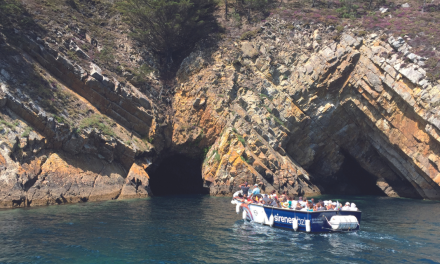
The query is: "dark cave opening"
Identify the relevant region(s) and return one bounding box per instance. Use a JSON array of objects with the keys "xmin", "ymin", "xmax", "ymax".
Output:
[
  {"xmin": 148, "ymin": 154, "xmax": 209, "ymax": 196},
  {"xmin": 322, "ymin": 151, "xmax": 386, "ymax": 196}
]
